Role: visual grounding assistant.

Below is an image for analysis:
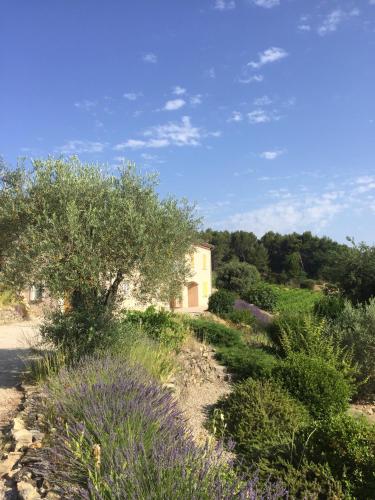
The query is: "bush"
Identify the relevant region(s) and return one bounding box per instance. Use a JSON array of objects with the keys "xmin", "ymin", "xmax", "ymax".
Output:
[
  {"xmin": 41, "ymin": 355, "xmax": 286, "ymax": 498},
  {"xmin": 216, "ymin": 261, "xmax": 260, "ymax": 296},
  {"xmin": 328, "ymin": 298, "xmax": 375, "ymax": 400},
  {"xmin": 207, "ymin": 289, "xmax": 236, "ymax": 315},
  {"xmin": 121, "ymin": 306, "xmax": 188, "ymax": 349},
  {"xmin": 40, "ymin": 303, "xmax": 115, "ymax": 362},
  {"xmin": 216, "ymin": 346, "xmax": 279, "ymax": 380},
  {"xmin": 267, "ymin": 313, "xmax": 351, "ymax": 374},
  {"xmin": 243, "ymin": 282, "xmax": 278, "ymax": 312},
  {"xmin": 313, "ymin": 293, "xmax": 346, "ymax": 321},
  {"xmin": 214, "ymin": 378, "xmax": 310, "ymax": 466},
  {"xmin": 188, "ymin": 318, "xmax": 243, "ymax": 347},
  {"xmin": 221, "ymin": 308, "xmax": 255, "ymax": 327},
  {"xmin": 275, "ymin": 353, "xmax": 353, "ymax": 419},
  {"xmin": 308, "ymin": 414, "xmax": 375, "ymax": 498}
]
